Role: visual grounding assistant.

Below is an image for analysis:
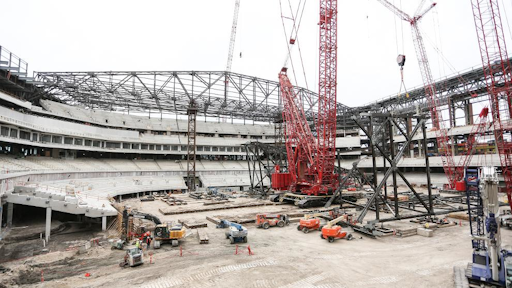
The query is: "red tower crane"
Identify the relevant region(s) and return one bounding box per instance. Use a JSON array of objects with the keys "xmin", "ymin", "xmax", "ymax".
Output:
[
  {"xmin": 377, "ymin": 1, "xmax": 458, "ymax": 188},
  {"xmin": 470, "ymin": 0, "xmax": 512, "ymax": 209},
  {"xmin": 276, "ymin": 0, "xmax": 338, "ymax": 196}
]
